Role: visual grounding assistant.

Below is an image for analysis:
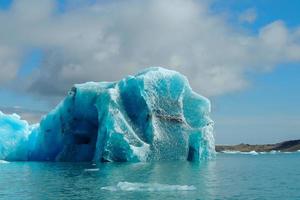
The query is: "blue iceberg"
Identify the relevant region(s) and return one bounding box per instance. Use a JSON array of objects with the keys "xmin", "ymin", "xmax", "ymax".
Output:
[{"xmin": 0, "ymin": 67, "xmax": 215, "ymax": 162}]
